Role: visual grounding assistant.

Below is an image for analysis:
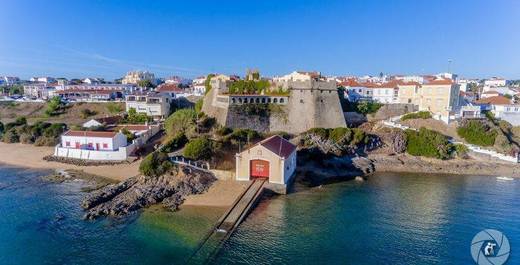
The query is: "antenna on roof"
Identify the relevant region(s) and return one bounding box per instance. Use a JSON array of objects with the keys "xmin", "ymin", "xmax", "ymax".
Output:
[{"xmin": 448, "ymin": 59, "xmax": 453, "ymax": 74}]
